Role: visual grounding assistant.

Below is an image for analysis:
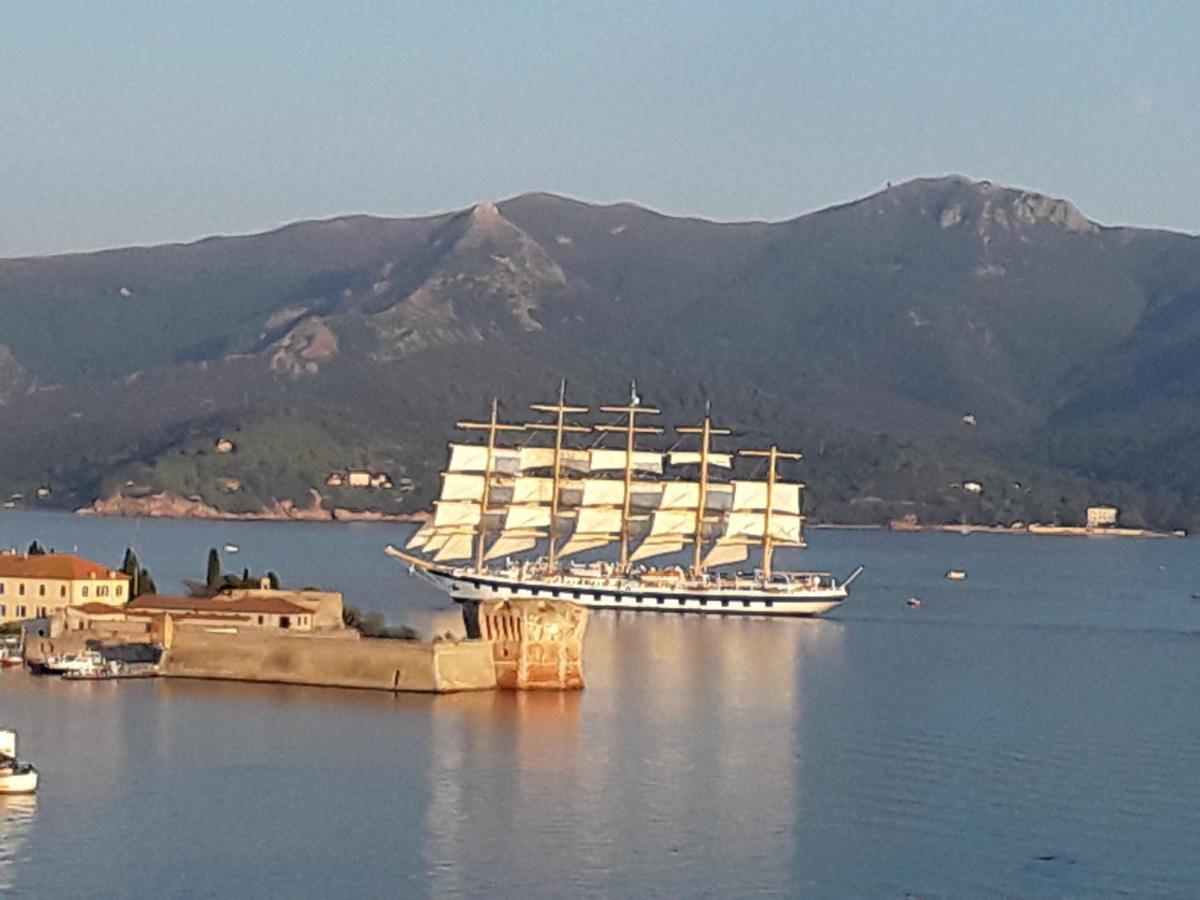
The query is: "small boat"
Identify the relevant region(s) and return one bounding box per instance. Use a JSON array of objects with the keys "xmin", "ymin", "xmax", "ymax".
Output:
[
  {"xmin": 0, "ymin": 644, "xmax": 21, "ymax": 668},
  {"xmin": 0, "ymin": 729, "xmax": 38, "ymax": 795},
  {"xmin": 946, "ymin": 570, "xmax": 967, "ymax": 581},
  {"xmin": 907, "ymin": 597, "xmax": 923, "ymax": 608},
  {"xmin": 41, "ymin": 650, "xmax": 105, "ymax": 676},
  {"xmin": 223, "ymin": 544, "xmax": 239, "ymax": 553}
]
